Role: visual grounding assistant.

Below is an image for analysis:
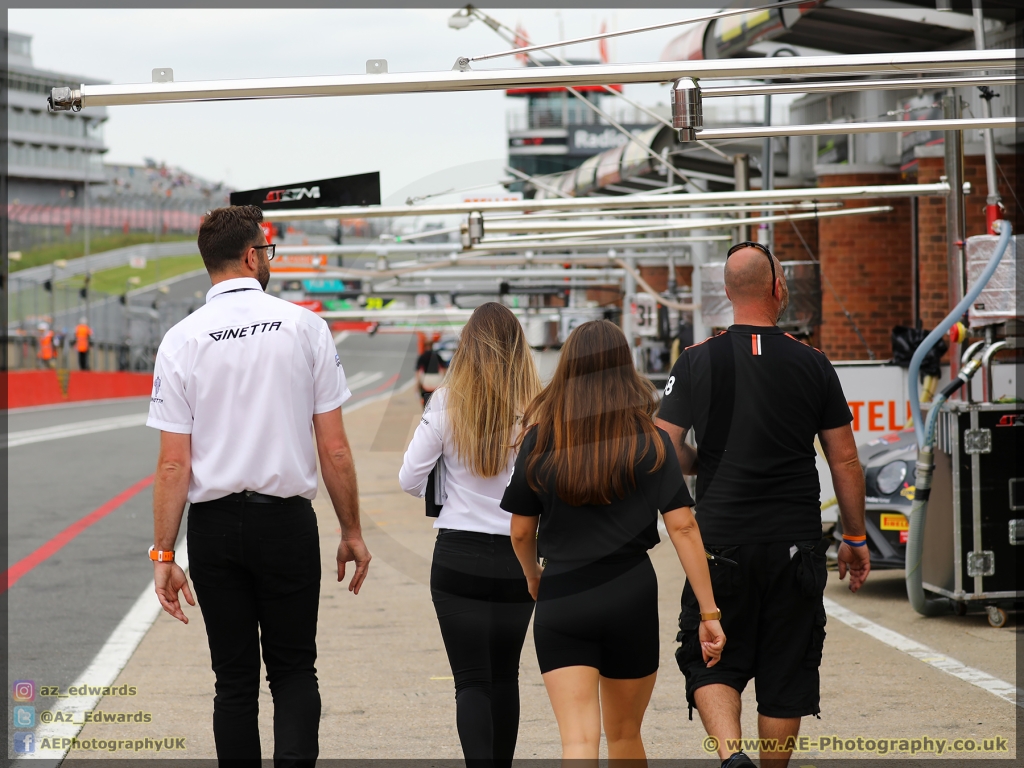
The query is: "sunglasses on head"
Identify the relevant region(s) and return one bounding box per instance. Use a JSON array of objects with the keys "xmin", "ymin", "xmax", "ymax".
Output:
[{"xmin": 727, "ymin": 241, "xmax": 777, "ymax": 291}]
